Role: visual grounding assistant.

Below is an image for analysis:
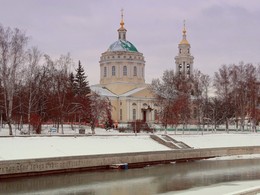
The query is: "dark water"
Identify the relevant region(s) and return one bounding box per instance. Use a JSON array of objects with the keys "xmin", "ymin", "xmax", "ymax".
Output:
[{"xmin": 1, "ymin": 159, "xmax": 260, "ymax": 195}]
